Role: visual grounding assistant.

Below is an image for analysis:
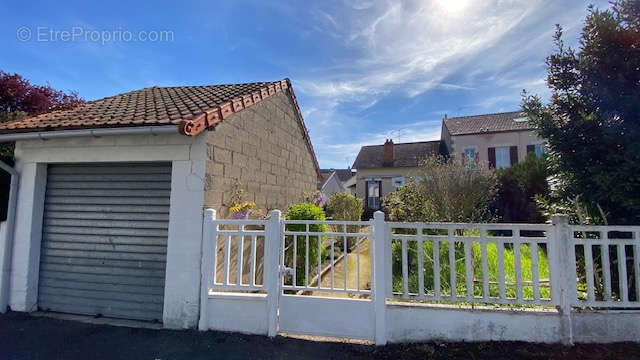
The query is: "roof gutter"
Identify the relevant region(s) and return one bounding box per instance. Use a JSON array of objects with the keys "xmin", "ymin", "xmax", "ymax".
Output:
[
  {"xmin": 0, "ymin": 160, "xmax": 18, "ymax": 313},
  {"xmin": 0, "ymin": 125, "xmax": 179, "ymax": 143}
]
